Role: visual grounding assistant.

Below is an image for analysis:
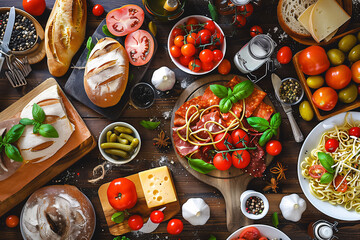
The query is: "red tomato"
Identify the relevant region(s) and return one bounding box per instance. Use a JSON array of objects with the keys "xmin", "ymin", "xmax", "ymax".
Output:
[
  {"xmin": 298, "ymin": 46, "xmax": 330, "ymax": 75},
  {"xmin": 312, "ymin": 87, "xmax": 338, "ymax": 111},
  {"xmin": 107, "ymin": 178, "xmax": 137, "ymax": 211},
  {"xmin": 201, "ymin": 61, "xmax": 214, "ymax": 71},
  {"xmin": 233, "ymin": 15, "xmax": 246, "ymax": 28},
  {"xmin": 186, "ymin": 17, "xmax": 199, "ymax": 31},
  {"xmin": 334, "ymin": 175, "xmax": 348, "ymax": 192},
  {"xmin": 23, "ymin": 0, "xmax": 46, "ymax": 16},
  {"xmin": 204, "ymin": 20, "xmax": 216, "ymax": 34},
  {"xmin": 188, "ymin": 59, "xmax": 202, "ymax": 72},
  {"xmin": 125, "ymin": 30, "xmax": 154, "ymax": 66},
  {"xmin": 231, "ymin": 129, "xmax": 249, "ymax": 148},
  {"xmin": 325, "ymin": 139, "xmax": 339, "ymax": 152},
  {"xmin": 325, "ymin": 65, "xmax": 352, "ymax": 90},
  {"xmin": 207, "ymin": 45, "xmax": 217, "ymax": 51},
  {"xmin": 174, "ymin": 35, "xmax": 184, "ymax": 47},
  {"xmin": 277, "ymin": 46, "xmax": 292, "ymax": 64},
  {"xmin": 170, "ymin": 45, "xmax": 181, "ymax": 58},
  {"xmin": 250, "ymin": 25, "xmax": 263, "ymax": 37},
  {"xmin": 213, "ymin": 31, "xmax": 224, "ymax": 46},
  {"xmin": 150, "ymin": 210, "xmax": 164, "ymax": 223},
  {"xmin": 266, "ymin": 140, "xmax": 282, "ymax": 156},
  {"xmin": 232, "ymin": 150, "xmax": 251, "ymax": 169},
  {"xmin": 172, "ymin": 27, "xmax": 184, "ymax": 37},
  {"xmin": 349, "ymin": 127, "xmax": 360, "ymax": 138},
  {"xmin": 213, "ymin": 152, "xmax": 232, "ymax": 171},
  {"xmin": 92, "ymin": 4, "xmax": 104, "ymax": 16},
  {"xmin": 179, "ymin": 55, "xmax": 194, "ymax": 66},
  {"xmin": 5, "ymin": 215, "xmax": 19, "ymax": 228},
  {"xmin": 213, "ymin": 50, "xmax": 224, "ymax": 62},
  {"xmin": 352, "ymin": 60, "xmax": 360, "ymax": 83},
  {"xmin": 218, "ymin": 59, "xmax": 231, "ymax": 75},
  {"xmin": 215, "ymin": 133, "xmax": 234, "ymax": 150},
  {"xmin": 181, "ymin": 43, "xmax": 196, "ymax": 57},
  {"xmin": 309, "ymin": 165, "xmax": 326, "ymax": 179},
  {"xmin": 259, "ymin": 237, "xmax": 268, "ymax": 240},
  {"xmin": 199, "ymin": 49, "xmax": 214, "ymax": 63},
  {"xmin": 167, "ymin": 219, "xmax": 183, "ymax": 235},
  {"xmin": 186, "ymin": 32, "xmax": 197, "ymax": 45},
  {"xmin": 197, "ymin": 29, "xmax": 212, "ymax": 44},
  {"xmin": 128, "ymin": 215, "xmax": 144, "ymax": 230},
  {"xmin": 239, "ymin": 226, "xmax": 261, "ymax": 240},
  {"xmin": 237, "ymin": 3, "xmax": 254, "ymax": 17},
  {"xmin": 106, "ymin": 5, "xmax": 144, "ymax": 37}
]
